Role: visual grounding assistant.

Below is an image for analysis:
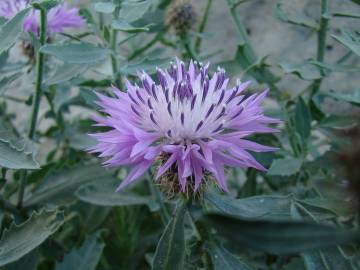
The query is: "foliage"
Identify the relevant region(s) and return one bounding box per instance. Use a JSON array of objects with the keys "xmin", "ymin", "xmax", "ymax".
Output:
[{"xmin": 0, "ymin": 0, "xmax": 359, "ymax": 269}]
